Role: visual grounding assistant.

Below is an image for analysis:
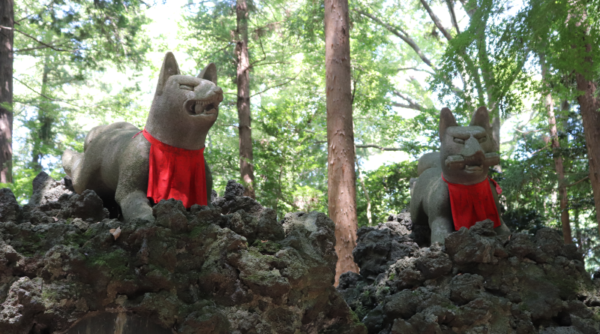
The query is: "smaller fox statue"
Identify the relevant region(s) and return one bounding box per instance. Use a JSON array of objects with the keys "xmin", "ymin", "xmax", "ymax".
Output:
[
  {"xmin": 410, "ymin": 106, "xmax": 510, "ymax": 246},
  {"xmin": 62, "ymin": 52, "xmax": 223, "ymax": 222}
]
